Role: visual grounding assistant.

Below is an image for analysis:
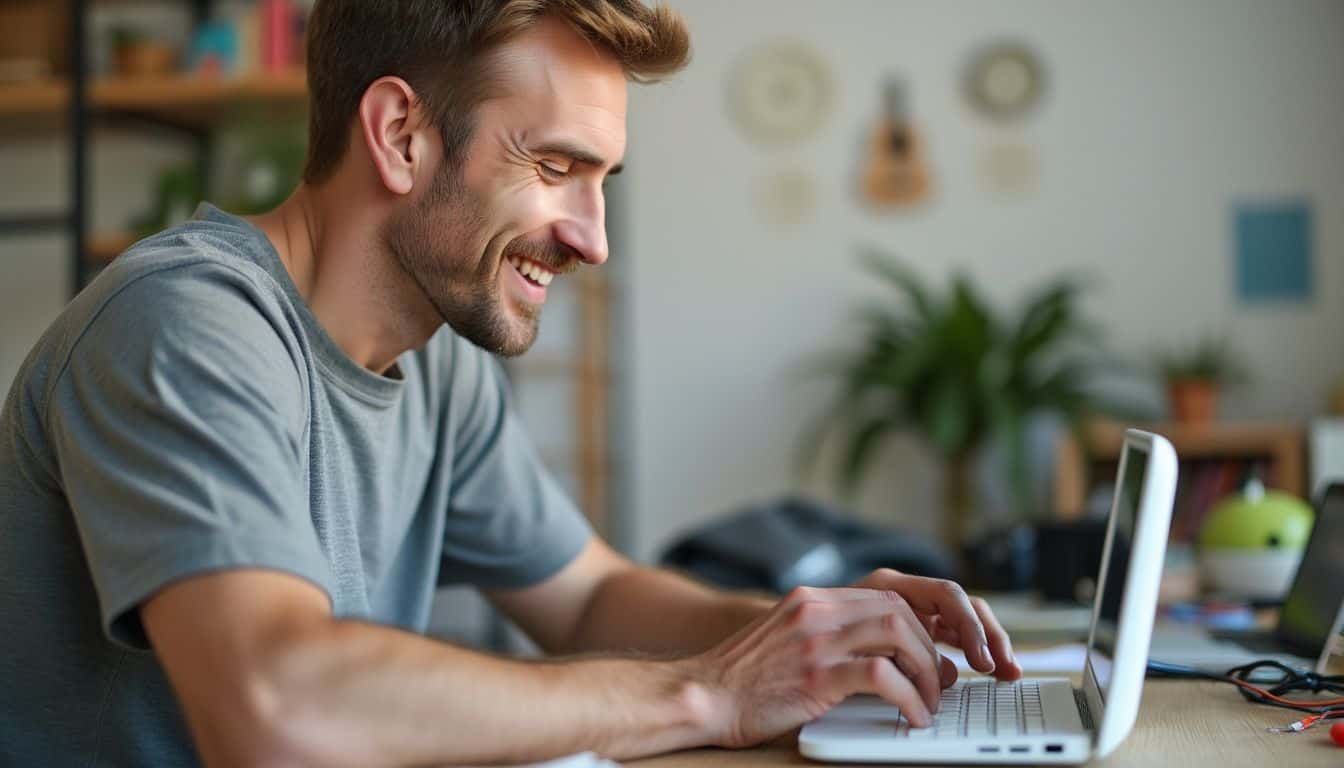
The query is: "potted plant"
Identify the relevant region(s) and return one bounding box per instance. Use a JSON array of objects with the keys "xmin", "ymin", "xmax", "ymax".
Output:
[
  {"xmin": 1153, "ymin": 336, "xmax": 1248, "ymax": 425},
  {"xmin": 801, "ymin": 250, "xmax": 1137, "ymax": 548},
  {"xmin": 110, "ymin": 24, "xmax": 178, "ymax": 78}
]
